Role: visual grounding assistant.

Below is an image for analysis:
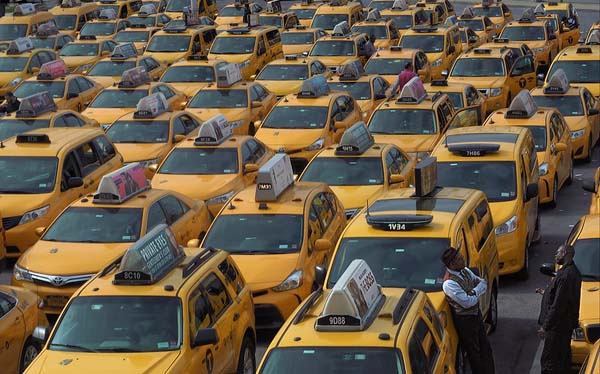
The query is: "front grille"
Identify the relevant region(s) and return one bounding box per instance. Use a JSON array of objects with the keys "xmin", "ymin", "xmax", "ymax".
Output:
[
  {"xmin": 2, "ymin": 216, "xmax": 22, "ymax": 230},
  {"xmin": 587, "ymin": 324, "xmax": 600, "ymax": 343},
  {"xmin": 254, "ymin": 304, "xmax": 284, "ymax": 329},
  {"xmin": 33, "ymin": 278, "xmax": 89, "ymax": 288}
]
